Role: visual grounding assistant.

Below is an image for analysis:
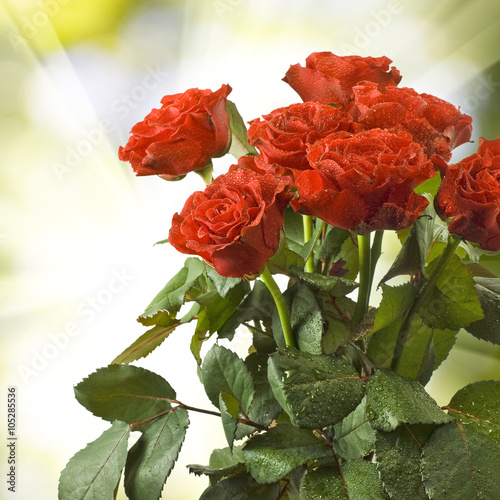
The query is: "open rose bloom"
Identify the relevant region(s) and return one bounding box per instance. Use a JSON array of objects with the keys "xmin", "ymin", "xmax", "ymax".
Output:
[
  {"xmin": 168, "ymin": 158, "xmax": 293, "ymax": 277},
  {"xmin": 435, "ymin": 138, "xmax": 500, "ymax": 251},
  {"xmin": 118, "ymin": 84, "xmax": 232, "ymax": 179}
]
